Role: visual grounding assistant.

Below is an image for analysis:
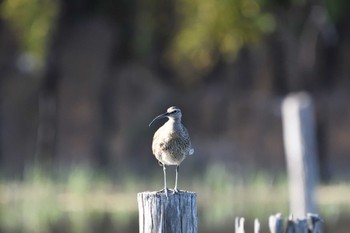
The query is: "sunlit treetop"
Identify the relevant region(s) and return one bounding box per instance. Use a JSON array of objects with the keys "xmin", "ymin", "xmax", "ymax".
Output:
[
  {"xmin": 167, "ymin": 0, "xmax": 276, "ymax": 86},
  {"xmin": 0, "ymin": 0, "xmax": 58, "ymax": 69}
]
